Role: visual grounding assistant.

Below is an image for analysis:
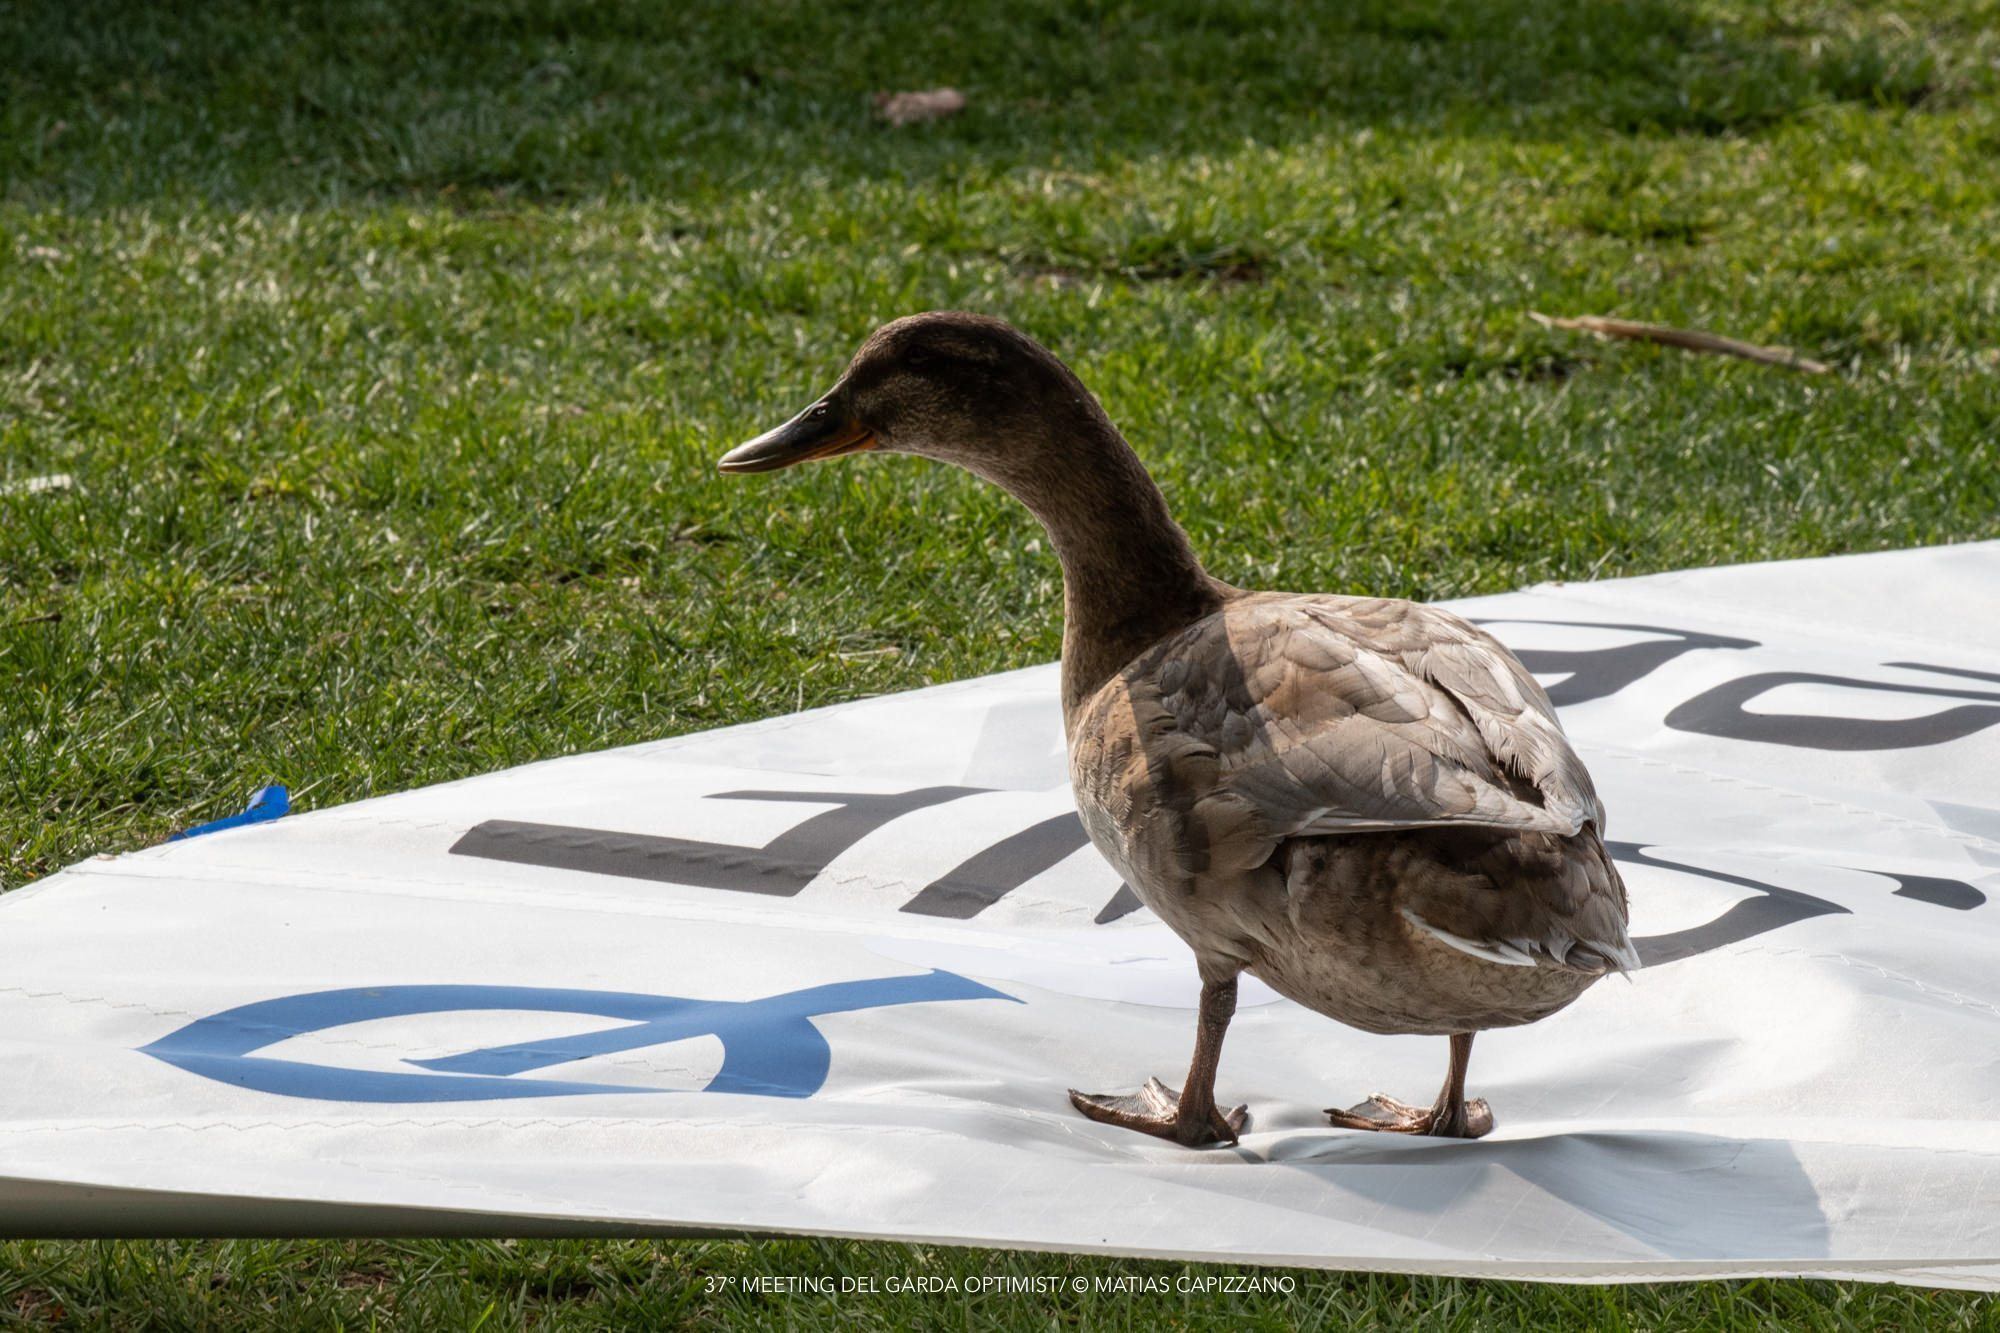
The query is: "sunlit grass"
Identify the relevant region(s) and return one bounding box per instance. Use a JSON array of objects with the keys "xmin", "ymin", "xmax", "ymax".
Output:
[{"xmin": 4, "ymin": 0, "xmax": 1999, "ymax": 1325}]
